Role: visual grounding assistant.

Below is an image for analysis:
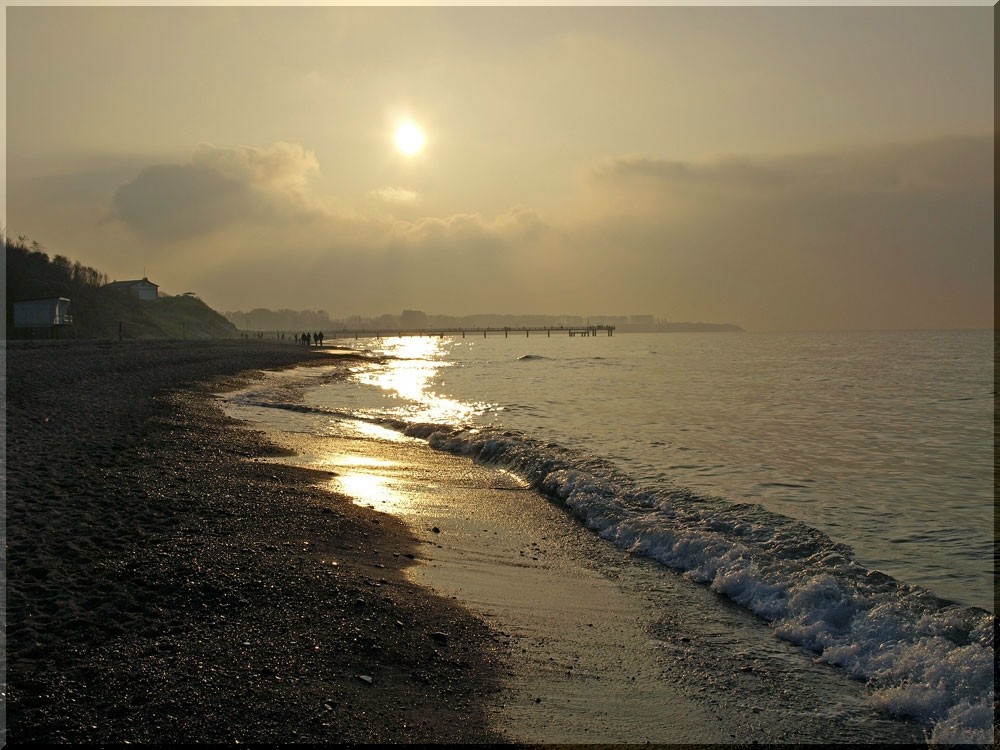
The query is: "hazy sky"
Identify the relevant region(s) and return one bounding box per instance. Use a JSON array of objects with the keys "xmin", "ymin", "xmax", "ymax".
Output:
[{"xmin": 5, "ymin": 3, "xmax": 994, "ymax": 331}]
